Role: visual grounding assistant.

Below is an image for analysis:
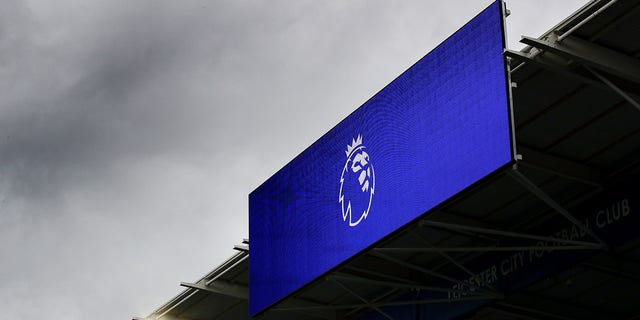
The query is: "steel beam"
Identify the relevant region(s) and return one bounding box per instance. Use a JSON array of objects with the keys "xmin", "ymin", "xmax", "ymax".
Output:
[
  {"xmin": 146, "ymin": 251, "xmax": 249, "ymax": 320},
  {"xmin": 269, "ymin": 297, "xmax": 336, "ymax": 319},
  {"xmin": 557, "ymin": 0, "xmax": 619, "ymax": 42},
  {"xmin": 521, "ymin": 34, "xmax": 640, "ymax": 86},
  {"xmin": 507, "ymin": 167, "xmax": 608, "ymax": 247},
  {"xmin": 151, "ymin": 316, "xmax": 192, "ymax": 320},
  {"xmin": 375, "ymin": 245, "xmax": 601, "ymax": 253},
  {"xmin": 274, "ymin": 295, "xmax": 502, "ymax": 311},
  {"xmin": 180, "ymin": 280, "xmax": 248, "ymax": 299},
  {"xmin": 518, "ymin": 146, "xmax": 603, "ymax": 186},
  {"xmin": 518, "ymin": 292, "xmax": 623, "ymax": 319},
  {"xmin": 343, "ymin": 287, "xmax": 401, "ymax": 319},
  {"xmin": 232, "ymin": 244, "xmax": 249, "ymax": 252},
  {"xmin": 505, "ymin": 49, "xmax": 640, "ymax": 100},
  {"xmin": 491, "ymin": 302, "xmax": 574, "ymax": 320},
  {"xmin": 585, "ymin": 65, "xmax": 640, "ymax": 112},
  {"xmin": 419, "ymin": 220, "xmax": 602, "ymax": 248},
  {"xmin": 333, "ymin": 280, "xmax": 396, "ymax": 320},
  {"xmin": 581, "ymin": 262, "xmax": 640, "ymax": 284},
  {"xmin": 370, "ymin": 251, "xmax": 497, "ymax": 294},
  {"xmin": 588, "ymin": 1, "xmax": 640, "ymax": 42},
  {"xmin": 608, "ymin": 143, "xmax": 640, "ymax": 179},
  {"xmin": 507, "ymin": 49, "xmax": 571, "ymax": 78},
  {"xmin": 205, "ymin": 254, "xmax": 248, "ymax": 286},
  {"xmin": 483, "ymin": 306, "xmax": 546, "ymax": 320},
  {"xmin": 410, "ymin": 231, "xmax": 483, "ymax": 286},
  {"xmin": 331, "ymin": 273, "xmax": 473, "ymax": 295},
  {"xmin": 155, "ymin": 290, "xmax": 199, "ymax": 320},
  {"xmin": 343, "ymin": 265, "xmax": 423, "ymax": 286},
  {"xmin": 267, "ymin": 306, "xmax": 334, "ymax": 320},
  {"xmin": 410, "ymin": 231, "xmax": 502, "ymax": 294},
  {"xmin": 202, "ymin": 251, "xmax": 247, "ymax": 281}
]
